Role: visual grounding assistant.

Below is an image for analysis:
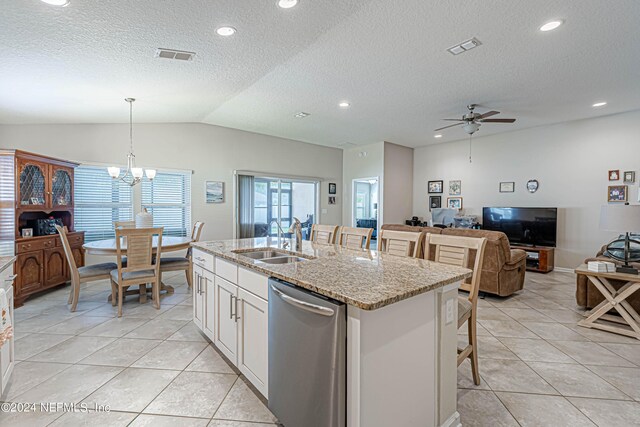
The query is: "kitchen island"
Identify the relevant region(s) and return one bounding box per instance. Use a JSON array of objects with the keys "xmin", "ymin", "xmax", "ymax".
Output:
[{"xmin": 191, "ymin": 238, "xmax": 471, "ymax": 427}]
